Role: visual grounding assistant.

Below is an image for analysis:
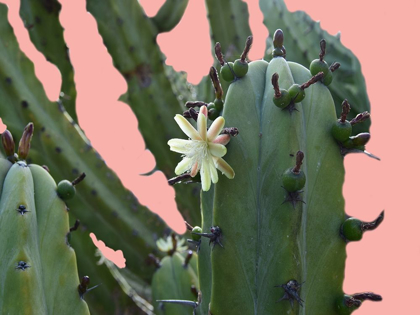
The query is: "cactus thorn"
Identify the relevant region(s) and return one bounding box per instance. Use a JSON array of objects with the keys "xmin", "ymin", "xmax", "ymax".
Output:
[
  {"xmin": 240, "ymin": 36, "xmax": 253, "ymax": 62},
  {"xmin": 15, "ymin": 261, "xmax": 31, "ymax": 271},
  {"xmin": 16, "ymin": 204, "xmax": 29, "ymax": 215},
  {"xmin": 281, "ymin": 188, "xmax": 306, "ymax": 209},
  {"xmin": 18, "ymin": 122, "xmax": 34, "ymax": 160},
  {"xmin": 1, "ymin": 129, "xmax": 15, "ymax": 158},
  {"xmin": 168, "ymin": 173, "xmax": 195, "ymax": 185},
  {"xmin": 193, "ymin": 226, "xmax": 223, "ymax": 249},
  {"xmin": 71, "ymin": 173, "xmax": 86, "ymax": 186},
  {"xmin": 214, "ymin": 42, "xmax": 225, "ymax": 66},
  {"xmin": 210, "ymin": 66, "xmax": 223, "ymax": 100},
  {"xmin": 275, "ymin": 280, "xmax": 304, "ymax": 308},
  {"xmin": 78, "ymin": 276, "xmax": 100, "ymax": 300}
]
